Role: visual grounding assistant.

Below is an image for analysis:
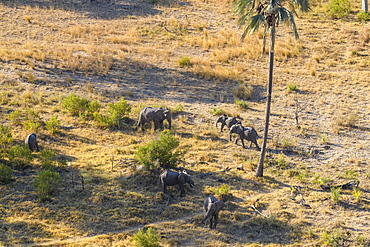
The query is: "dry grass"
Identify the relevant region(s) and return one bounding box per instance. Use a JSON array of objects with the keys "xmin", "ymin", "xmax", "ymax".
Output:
[{"xmin": 0, "ymin": 0, "xmax": 370, "ymax": 246}]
